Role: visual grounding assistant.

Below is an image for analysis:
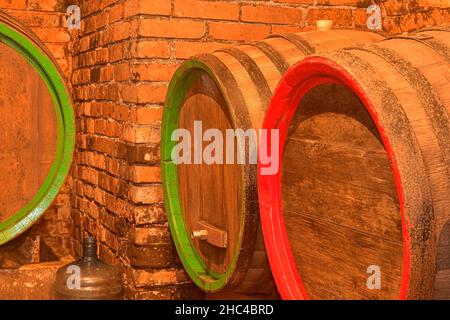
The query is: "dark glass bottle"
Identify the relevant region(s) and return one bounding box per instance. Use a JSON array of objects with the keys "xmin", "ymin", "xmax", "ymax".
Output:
[{"xmin": 54, "ymin": 237, "xmax": 123, "ymax": 299}]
